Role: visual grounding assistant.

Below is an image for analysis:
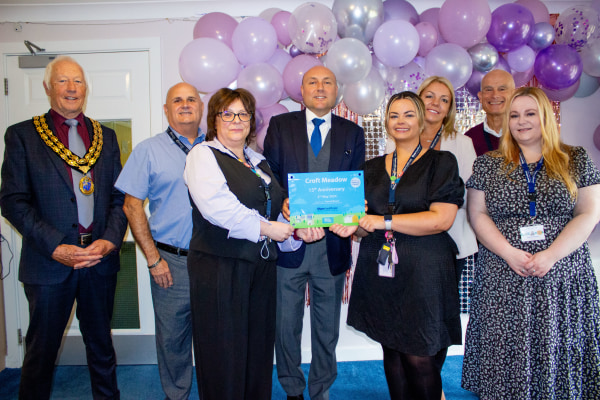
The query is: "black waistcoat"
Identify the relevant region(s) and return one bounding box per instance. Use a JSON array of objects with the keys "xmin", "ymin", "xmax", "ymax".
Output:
[{"xmin": 189, "ymin": 147, "xmax": 284, "ymax": 262}]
